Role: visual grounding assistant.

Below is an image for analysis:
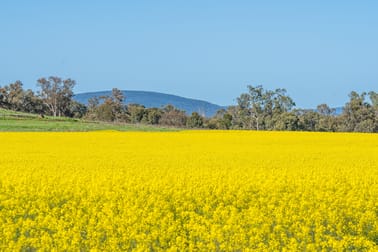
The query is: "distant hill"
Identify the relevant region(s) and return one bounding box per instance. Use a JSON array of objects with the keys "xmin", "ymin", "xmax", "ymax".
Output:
[{"xmin": 74, "ymin": 90, "xmax": 225, "ymax": 117}]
